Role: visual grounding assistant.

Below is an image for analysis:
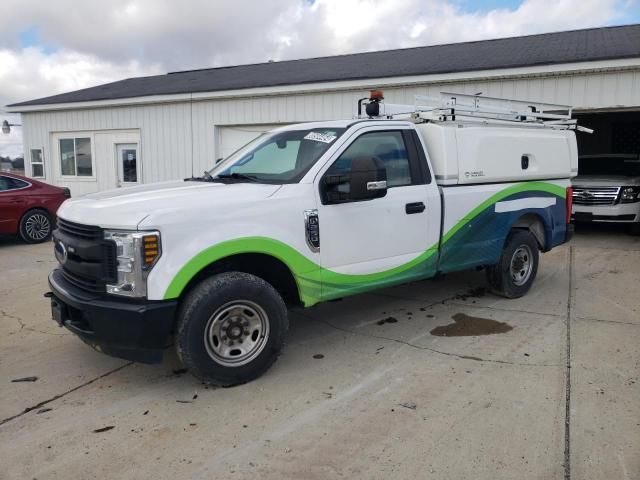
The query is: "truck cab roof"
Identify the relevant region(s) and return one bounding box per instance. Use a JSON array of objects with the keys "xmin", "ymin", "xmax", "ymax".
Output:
[{"xmin": 272, "ymin": 119, "xmax": 416, "ymax": 132}]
